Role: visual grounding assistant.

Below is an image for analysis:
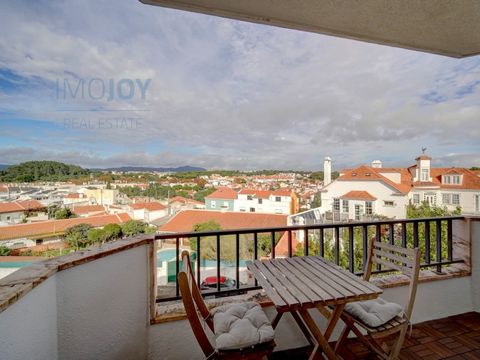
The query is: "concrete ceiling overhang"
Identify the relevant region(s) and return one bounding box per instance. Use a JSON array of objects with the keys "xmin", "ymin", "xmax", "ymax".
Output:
[{"xmin": 140, "ymin": 0, "xmax": 480, "ymax": 58}]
